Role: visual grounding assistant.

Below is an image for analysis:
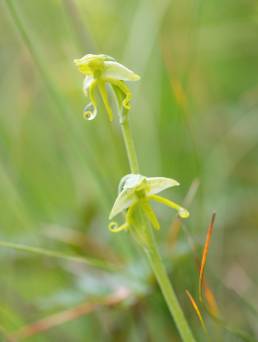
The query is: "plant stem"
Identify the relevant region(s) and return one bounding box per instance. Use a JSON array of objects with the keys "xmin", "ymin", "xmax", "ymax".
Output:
[
  {"xmin": 118, "ymin": 109, "xmax": 195, "ymax": 341},
  {"xmin": 146, "ymin": 236, "xmax": 195, "ymax": 341},
  {"xmin": 119, "ymin": 110, "xmax": 139, "ymax": 174}
]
